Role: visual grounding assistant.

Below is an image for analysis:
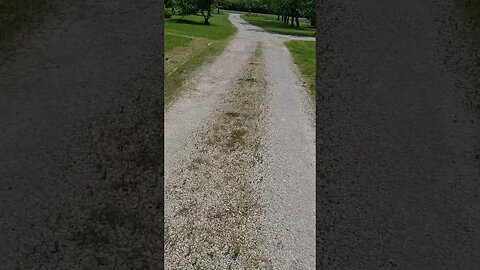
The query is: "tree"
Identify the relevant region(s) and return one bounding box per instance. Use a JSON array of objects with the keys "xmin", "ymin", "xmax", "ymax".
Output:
[
  {"xmin": 271, "ymin": 0, "xmax": 315, "ymax": 27},
  {"xmin": 173, "ymin": 0, "xmax": 198, "ymax": 16},
  {"xmin": 165, "ymin": 0, "xmax": 175, "ymax": 14},
  {"xmin": 198, "ymin": 0, "xmax": 214, "ymax": 24},
  {"xmin": 173, "ymin": 0, "xmax": 215, "ymax": 24},
  {"xmin": 300, "ymin": 0, "xmax": 315, "ymax": 26},
  {"xmin": 214, "ymin": 0, "xmax": 227, "ymax": 14}
]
